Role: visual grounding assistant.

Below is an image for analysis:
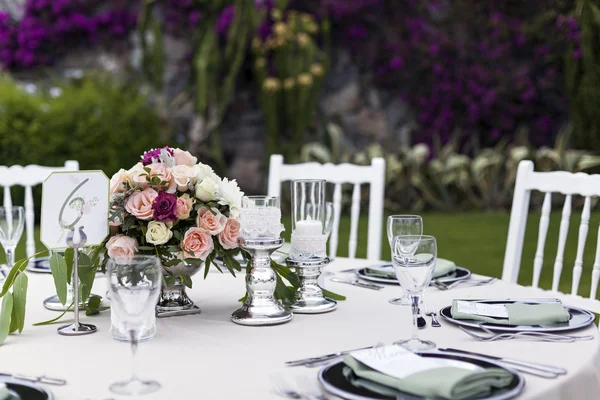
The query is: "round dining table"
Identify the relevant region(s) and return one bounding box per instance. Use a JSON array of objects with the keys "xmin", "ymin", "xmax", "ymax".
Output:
[{"xmin": 1, "ymin": 257, "xmax": 599, "ymax": 400}]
